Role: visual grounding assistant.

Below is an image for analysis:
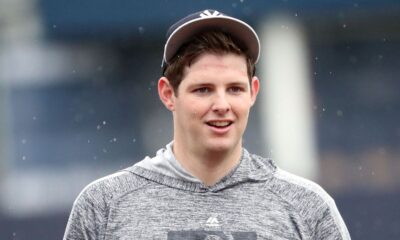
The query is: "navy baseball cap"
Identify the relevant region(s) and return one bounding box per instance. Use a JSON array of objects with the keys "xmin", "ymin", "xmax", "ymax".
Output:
[{"xmin": 161, "ymin": 9, "xmax": 260, "ymax": 69}]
